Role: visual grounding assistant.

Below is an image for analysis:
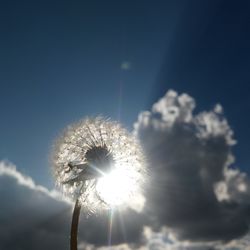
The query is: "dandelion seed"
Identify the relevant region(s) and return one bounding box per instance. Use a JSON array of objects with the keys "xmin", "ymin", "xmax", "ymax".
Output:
[{"xmin": 51, "ymin": 116, "xmax": 145, "ymax": 250}]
